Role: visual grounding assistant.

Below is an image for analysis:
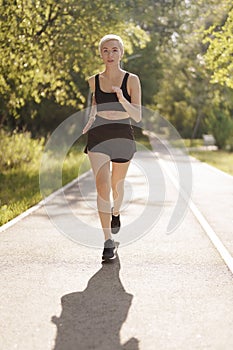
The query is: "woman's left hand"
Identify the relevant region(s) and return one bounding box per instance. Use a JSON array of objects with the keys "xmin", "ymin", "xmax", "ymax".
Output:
[{"xmin": 112, "ymin": 86, "xmax": 125, "ymax": 103}]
